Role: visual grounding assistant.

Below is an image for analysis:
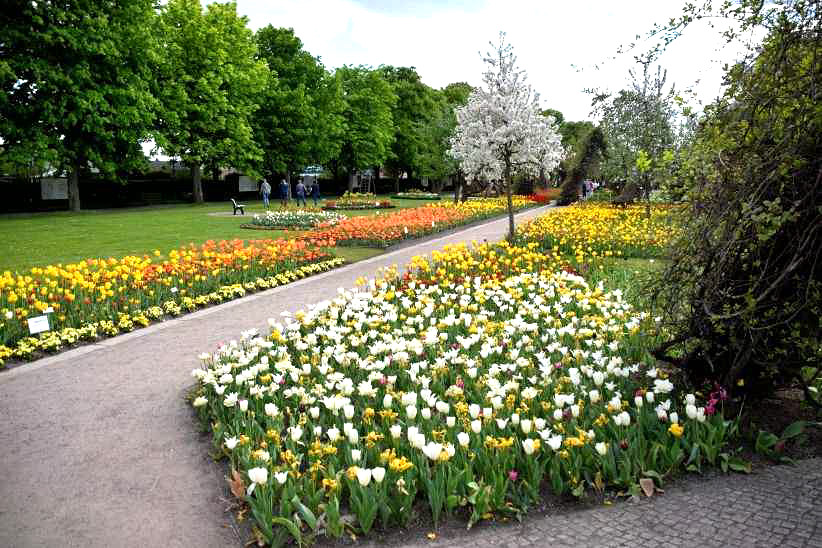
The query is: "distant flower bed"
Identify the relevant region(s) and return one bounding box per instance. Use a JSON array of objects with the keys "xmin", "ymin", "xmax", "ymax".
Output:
[
  {"xmin": 0, "ymin": 239, "xmax": 341, "ymax": 365},
  {"xmin": 391, "ymin": 190, "xmax": 441, "ymax": 200},
  {"xmin": 323, "ymin": 192, "xmax": 395, "ymax": 210},
  {"xmin": 309, "ymin": 197, "xmax": 533, "ymax": 248},
  {"xmin": 530, "ymin": 187, "xmax": 561, "ymax": 203},
  {"xmin": 245, "ymin": 210, "xmax": 347, "ymax": 230}
]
